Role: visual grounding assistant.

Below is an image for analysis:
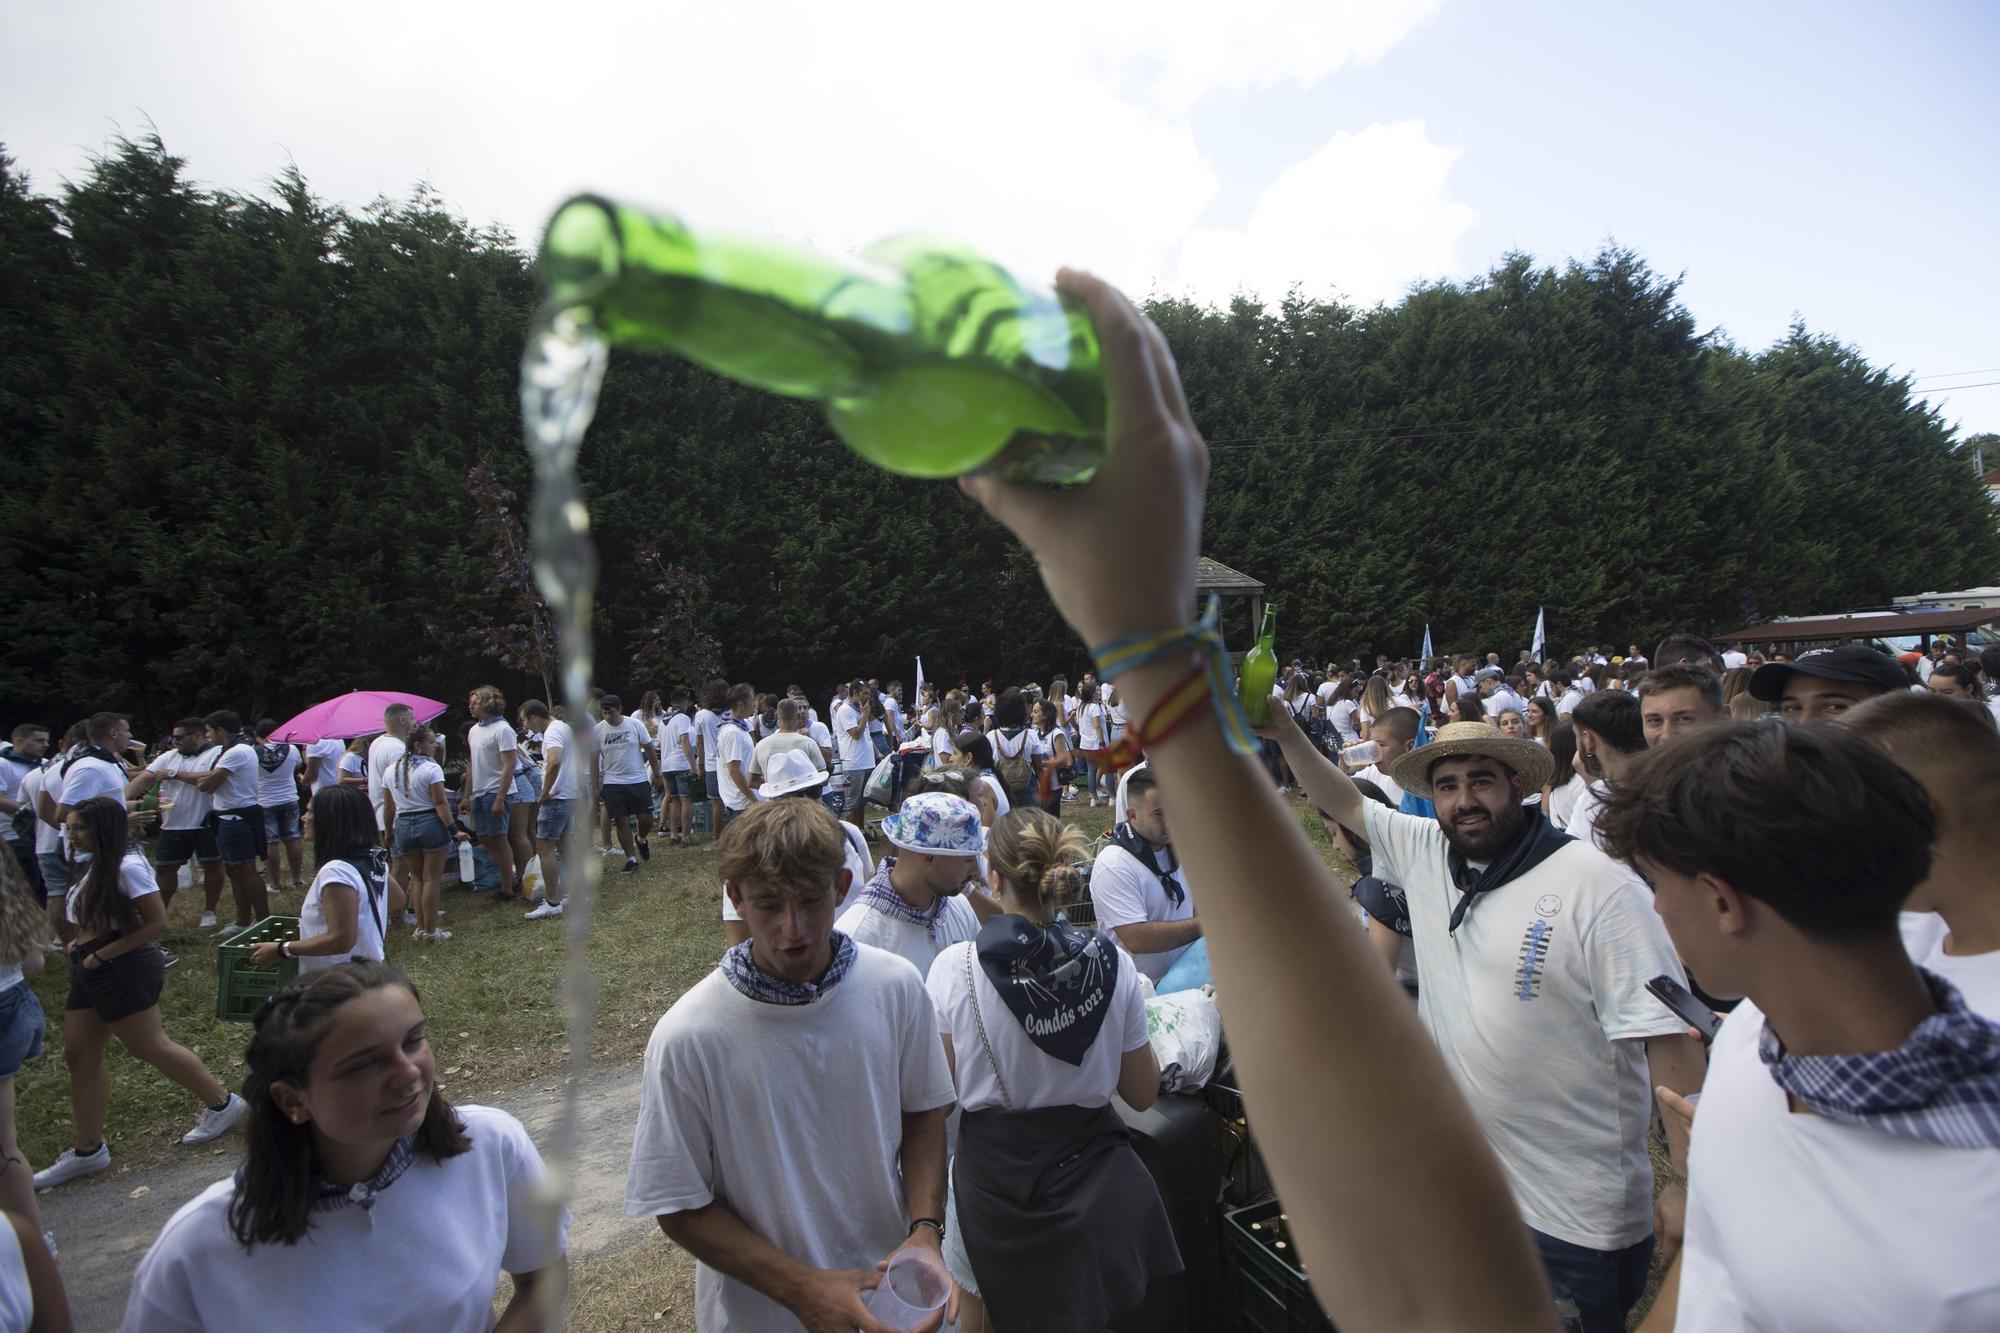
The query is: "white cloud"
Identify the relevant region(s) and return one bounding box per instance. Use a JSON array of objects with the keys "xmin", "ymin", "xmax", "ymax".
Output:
[
  {"xmin": 1175, "ymin": 120, "xmax": 1478, "ymax": 308},
  {"xmin": 0, "ymin": 0, "xmax": 1447, "ymax": 304}
]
